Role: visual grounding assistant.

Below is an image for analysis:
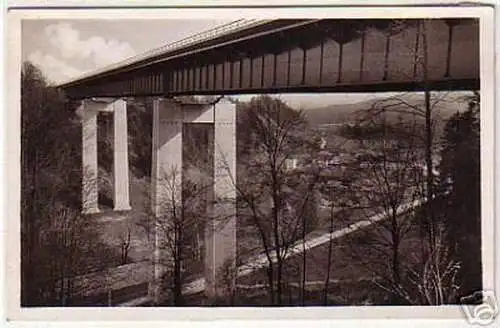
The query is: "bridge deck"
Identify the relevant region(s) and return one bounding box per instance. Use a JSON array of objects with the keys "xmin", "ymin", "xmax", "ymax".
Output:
[{"xmin": 59, "ymin": 18, "xmax": 479, "ymax": 99}]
